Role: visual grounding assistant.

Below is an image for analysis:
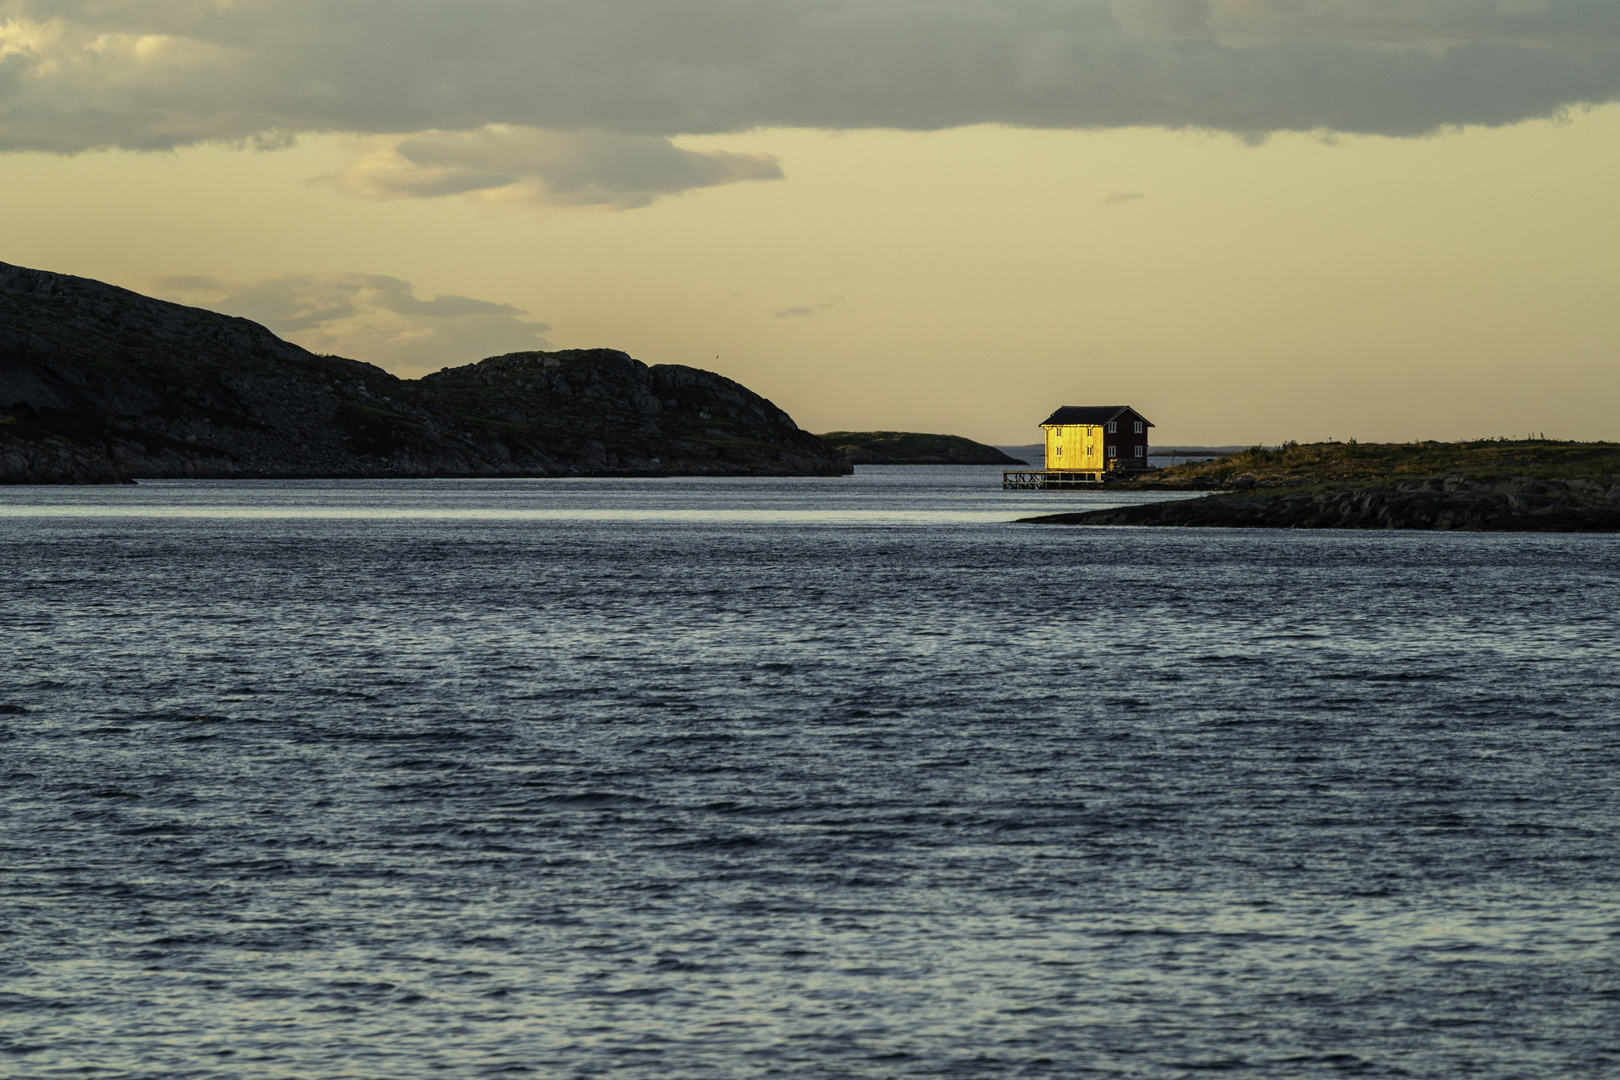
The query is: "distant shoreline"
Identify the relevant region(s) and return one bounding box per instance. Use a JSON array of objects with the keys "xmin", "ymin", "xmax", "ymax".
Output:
[{"xmin": 820, "ymin": 431, "xmax": 1025, "ymax": 465}]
